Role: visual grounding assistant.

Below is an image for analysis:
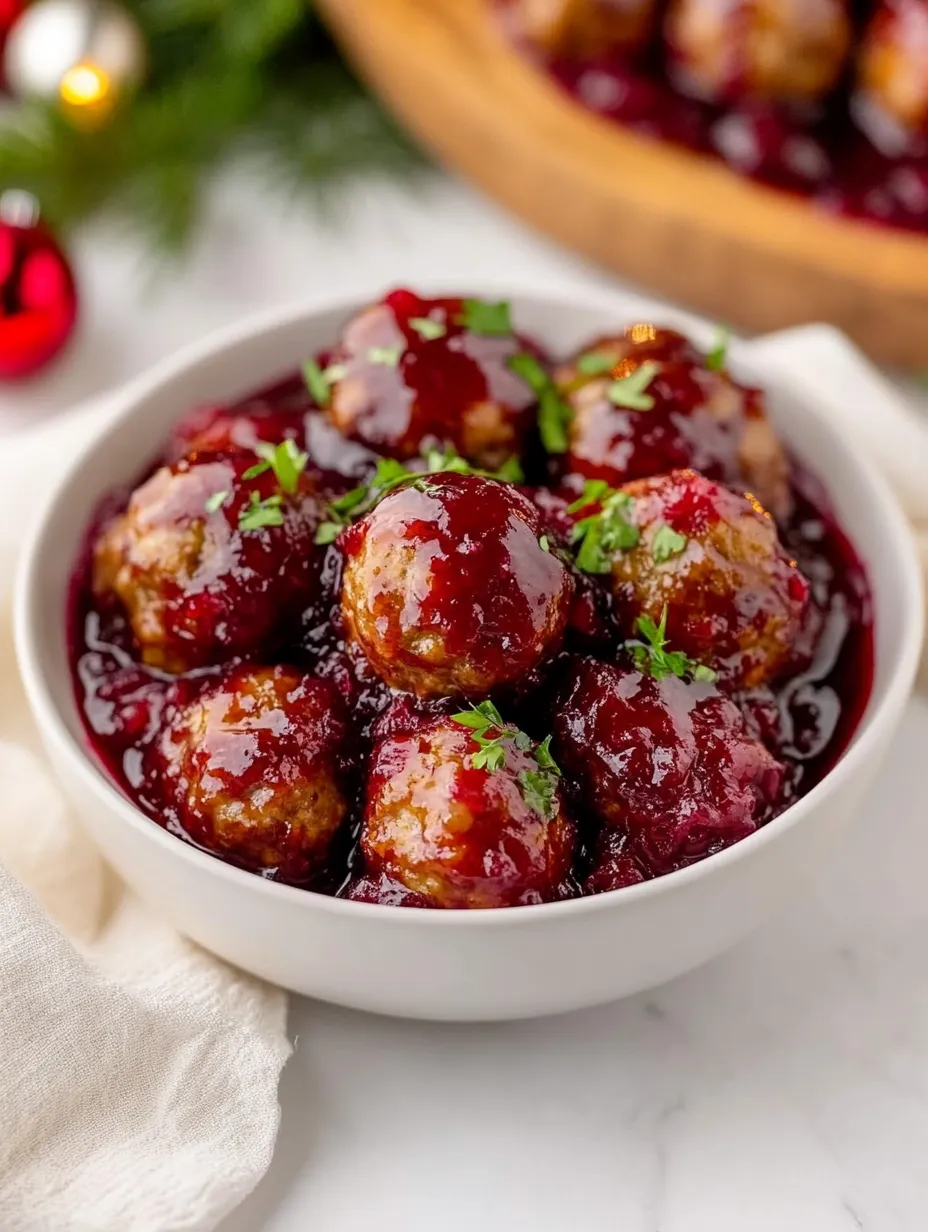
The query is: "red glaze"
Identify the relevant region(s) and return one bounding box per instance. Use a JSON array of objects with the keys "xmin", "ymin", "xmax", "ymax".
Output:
[
  {"xmin": 155, "ymin": 665, "xmax": 351, "ymax": 882},
  {"xmin": 509, "ymin": 4, "xmax": 928, "ymax": 235},
  {"xmin": 93, "ymin": 453, "xmax": 324, "ymax": 672},
  {"xmin": 340, "ymin": 472, "xmax": 574, "ymax": 698},
  {"xmin": 609, "ymin": 469, "xmax": 809, "ymax": 687},
  {"xmin": 341, "ymin": 871, "xmax": 434, "ymax": 907},
  {"xmin": 854, "ymin": 0, "xmax": 928, "ymax": 158},
  {"xmin": 68, "ymin": 302, "xmax": 874, "ymax": 907},
  {"xmin": 362, "ymin": 711, "xmax": 576, "ymax": 908},
  {"xmin": 555, "ymin": 657, "xmax": 786, "ymax": 876},
  {"xmin": 323, "ymin": 289, "xmax": 538, "ymax": 467},
  {"xmin": 558, "ymin": 327, "xmax": 790, "ymax": 518}
]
